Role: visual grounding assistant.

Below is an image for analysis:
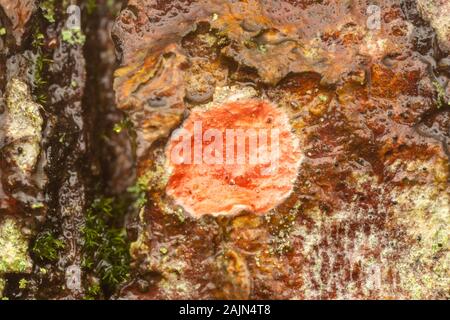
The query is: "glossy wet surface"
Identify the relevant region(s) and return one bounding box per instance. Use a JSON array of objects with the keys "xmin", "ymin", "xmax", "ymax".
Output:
[
  {"xmin": 0, "ymin": 0, "xmax": 448, "ymax": 300},
  {"xmin": 113, "ymin": 0, "xmax": 449, "ymax": 299}
]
